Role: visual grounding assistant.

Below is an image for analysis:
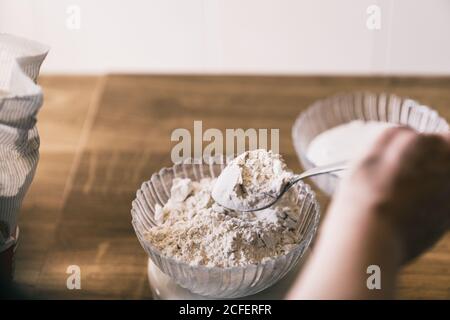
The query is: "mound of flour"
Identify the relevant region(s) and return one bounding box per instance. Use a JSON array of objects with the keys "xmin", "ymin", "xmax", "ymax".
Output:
[
  {"xmin": 145, "ymin": 158, "xmax": 302, "ymax": 267},
  {"xmin": 212, "ymin": 150, "xmax": 294, "ymax": 211}
]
